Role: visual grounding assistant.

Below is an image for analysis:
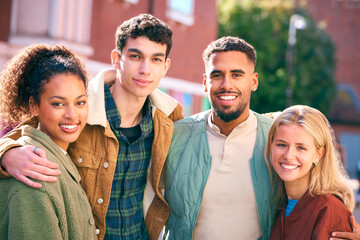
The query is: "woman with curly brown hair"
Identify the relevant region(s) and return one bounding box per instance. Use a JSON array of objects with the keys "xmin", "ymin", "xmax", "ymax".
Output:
[{"xmin": 0, "ymin": 44, "xmax": 96, "ymax": 239}]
